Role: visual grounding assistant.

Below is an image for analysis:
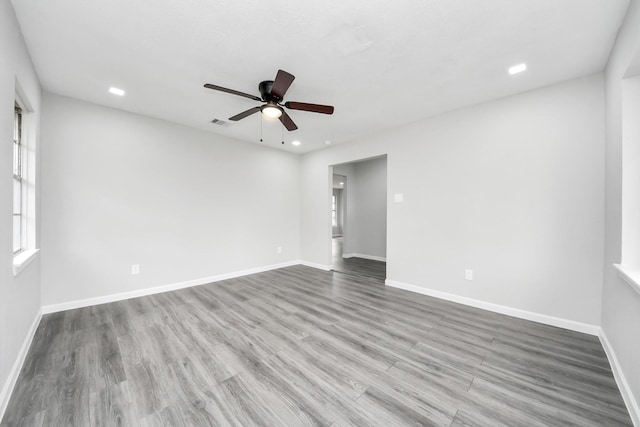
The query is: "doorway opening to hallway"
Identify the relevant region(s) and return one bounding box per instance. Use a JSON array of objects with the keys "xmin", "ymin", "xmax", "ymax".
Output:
[{"xmin": 330, "ymin": 155, "xmax": 387, "ymax": 281}]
